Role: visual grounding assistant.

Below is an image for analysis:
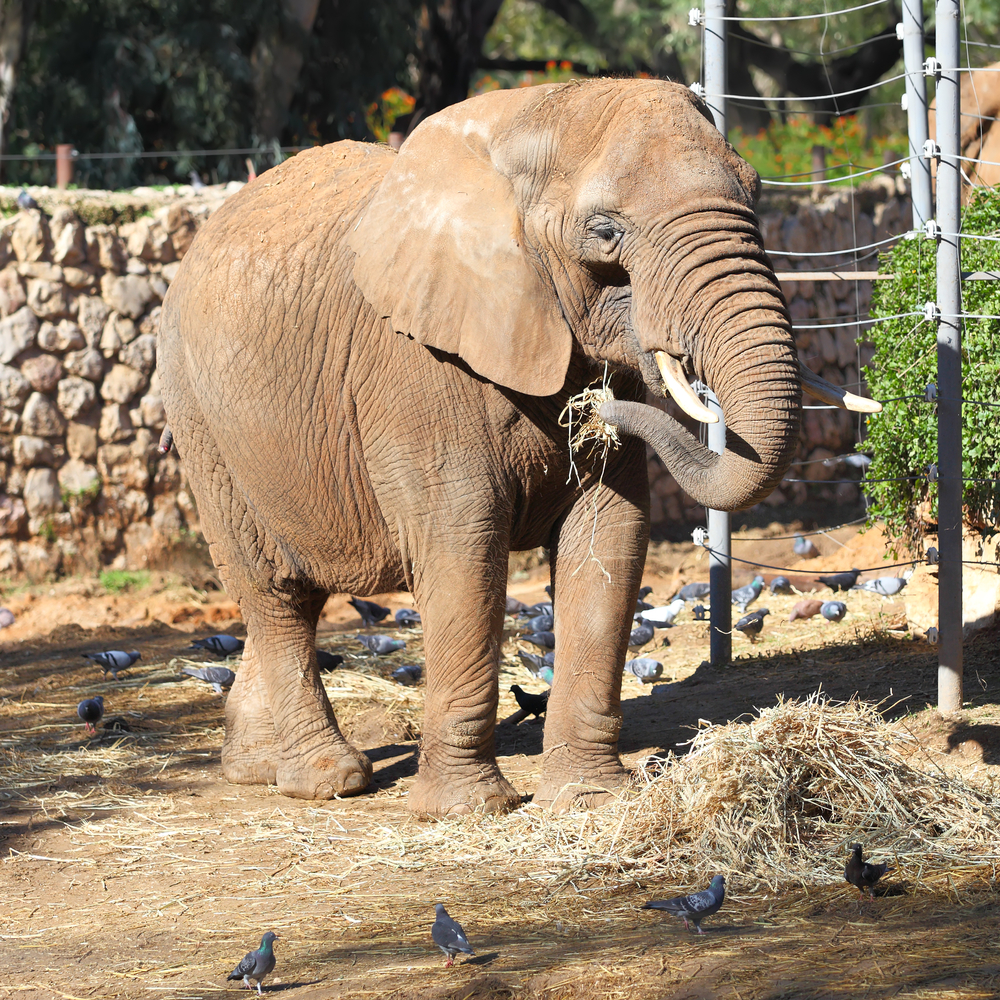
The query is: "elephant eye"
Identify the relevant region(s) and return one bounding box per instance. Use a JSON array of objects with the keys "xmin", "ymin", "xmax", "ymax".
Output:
[{"xmin": 587, "ymin": 218, "xmax": 623, "ymax": 250}]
